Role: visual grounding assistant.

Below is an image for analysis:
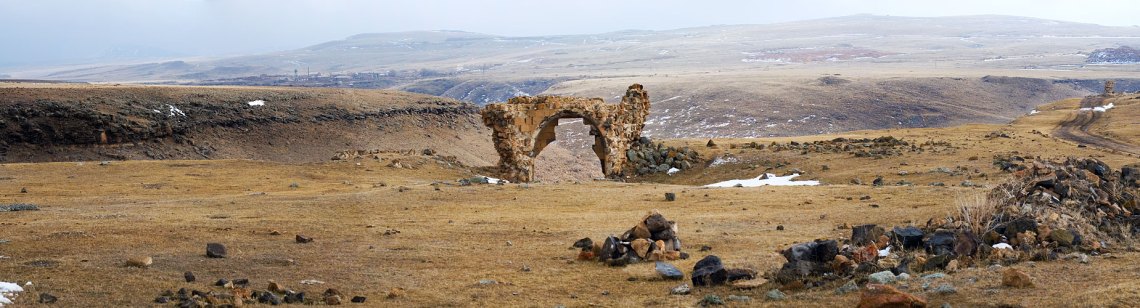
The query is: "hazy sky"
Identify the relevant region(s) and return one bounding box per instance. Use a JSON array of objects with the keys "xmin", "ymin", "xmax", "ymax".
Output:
[{"xmin": 2, "ymin": 0, "xmax": 1138, "ymax": 69}]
